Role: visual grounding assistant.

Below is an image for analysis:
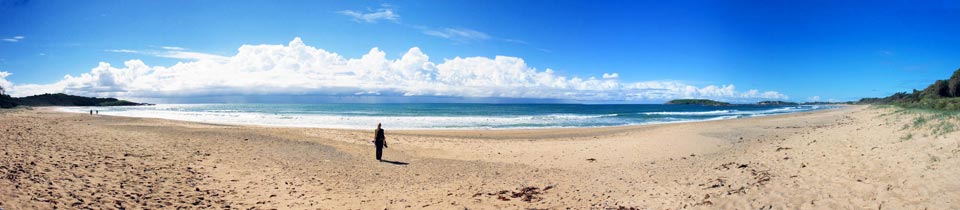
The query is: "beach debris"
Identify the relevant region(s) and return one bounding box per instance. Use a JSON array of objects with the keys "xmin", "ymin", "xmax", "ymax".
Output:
[
  {"xmin": 481, "ymin": 185, "xmax": 554, "ymax": 203},
  {"xmin": 727, "ymin": 186, "xmax": 746, "ymax": 195},
  {"xmin": 775, "ymin": 146, "xmax": 792, "ymax": 151},
  {"xmin": 703, "ymin": 162, "xmax": 774, "ymax": 200},
  {"xmin": 751, "ymin": 169, "xmax": 772, "ymax": 186},
  {"xmin": 695, "ymin": 200, "xmax": 714, "ymax": 206},
  {"xmin": 513, "ymin": 186, "xmax": 544, "ymax": 202},
  {"xmin": 701, "ymin": 178, "xmax": 726, "ymax": 189},
  {"xmin": 716, "ymin": 162, "xmax": 748, "ymax": 170},
  {"xmin": 586, "ymin": 158, "xmax": 597, "ymax": 162},
  {"xmin": 123, "ymin": 153, "xmax": 152, "ymax": 158},
  {"xmin": 192, "ymin": 150, "xmax": 210, "ymax": 156}
]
